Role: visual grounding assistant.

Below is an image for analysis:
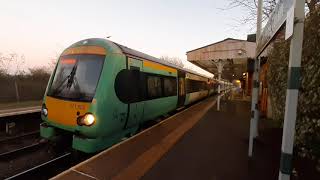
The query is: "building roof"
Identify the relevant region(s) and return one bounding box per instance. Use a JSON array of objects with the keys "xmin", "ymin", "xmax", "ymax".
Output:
[{"xmin": 186, "ymin": 38, "xmax": 248, "ymax": 53}]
